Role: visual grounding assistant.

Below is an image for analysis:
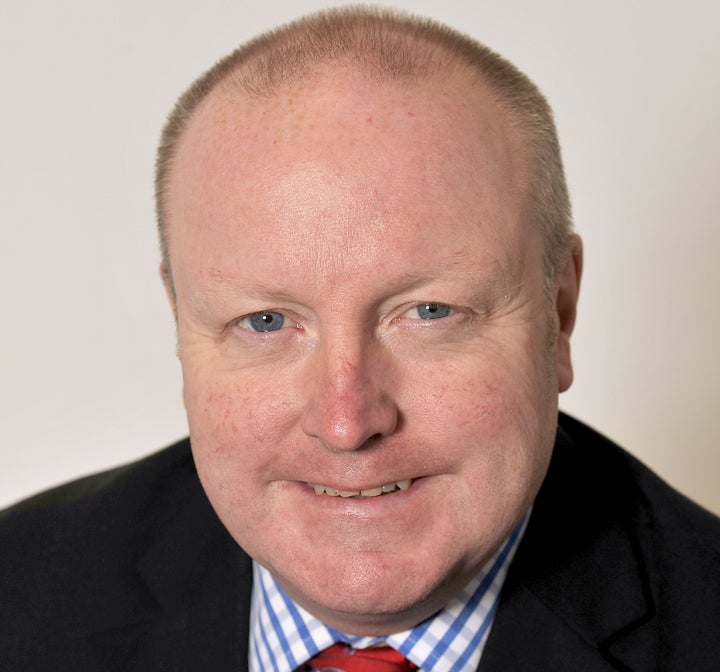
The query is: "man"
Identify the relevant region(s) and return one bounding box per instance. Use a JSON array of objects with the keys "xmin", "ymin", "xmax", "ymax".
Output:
[{"xmin": 1, "ymin": 7, "xmax": 718, "ymax": 671}]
